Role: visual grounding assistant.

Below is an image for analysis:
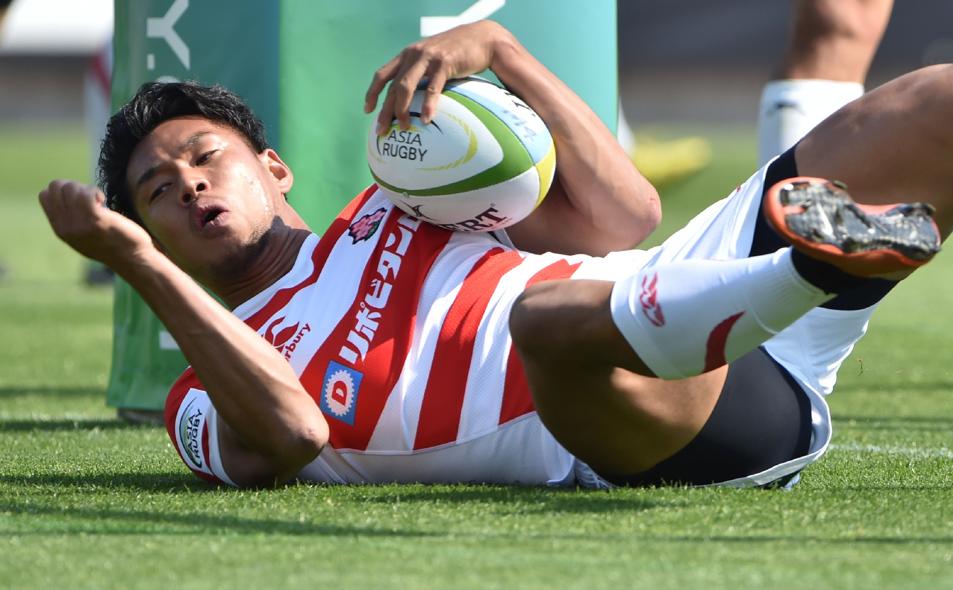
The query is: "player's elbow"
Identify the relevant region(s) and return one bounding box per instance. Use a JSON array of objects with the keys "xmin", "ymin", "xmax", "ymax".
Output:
[
  {"xmin": 244, "ymin": 431, "xmax": 326, "ymax": 488},
  {"xmin": 258, "ymin": 413, "xmax": 329, "ymax": 483},
  {"xmin": 218, "ymin": 411, "xmax": 329, "ymax": 489},
  {"xmin": 594, "ymin": 181, "xmax": 662, "ymax": 254},
  {"xmin": 626, "ymin": 182, "xmax": 663, "ymax": 244},
  {"xmin": 634, "ymin": 196, "xmax": 663, "ymax": 242},
  {"xmin": 282, "ymin": 420, "xmax": 329, "ymax": 471}
]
